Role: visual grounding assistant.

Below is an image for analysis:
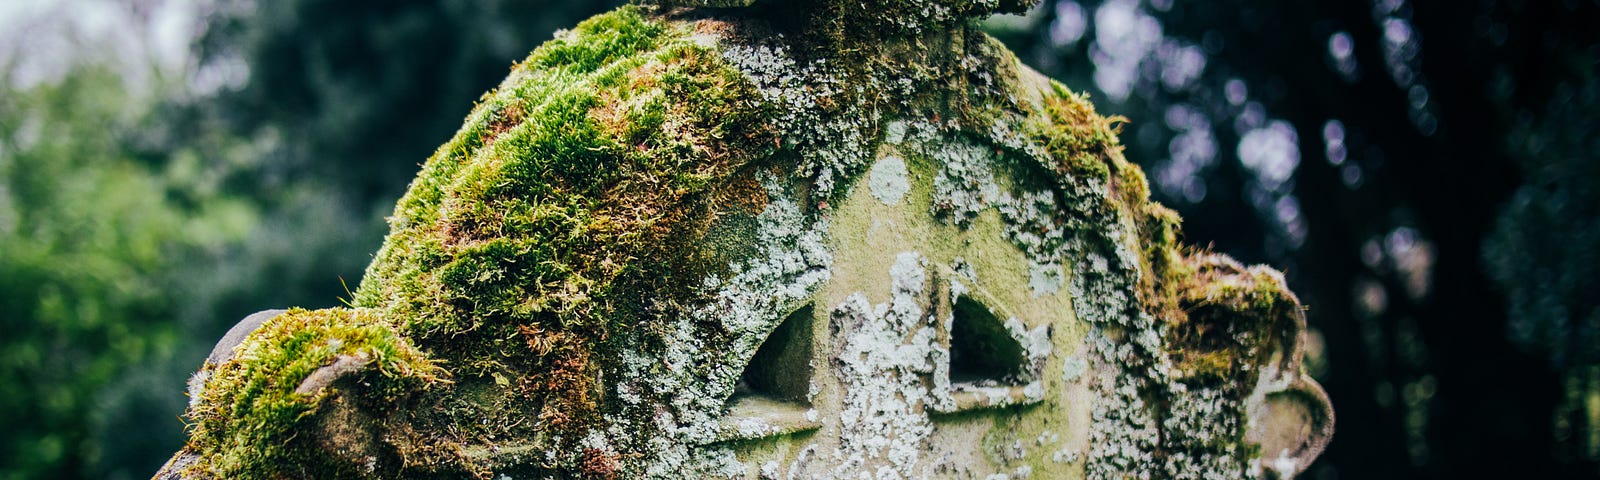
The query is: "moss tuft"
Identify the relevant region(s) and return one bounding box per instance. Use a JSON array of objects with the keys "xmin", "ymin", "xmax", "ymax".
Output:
[
  {"xmin": 527, "ymin": 8, "xmax": 668, "ymax": 73},
  {"xmin": 1167, "ymin": 254, "xmax": 1298, "ymax": 382},
  {"xmin": 1026, "ymin": 83, "xmax": 1126, "ymax": 184},
  {"xmin": 185, "ymin": 308, "xmax": 442, "ymax": 479}
]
